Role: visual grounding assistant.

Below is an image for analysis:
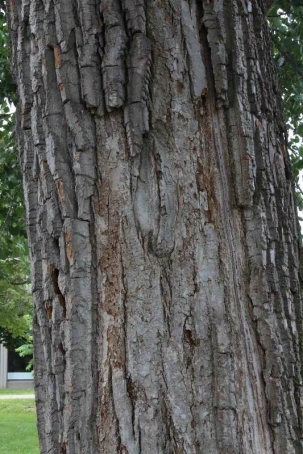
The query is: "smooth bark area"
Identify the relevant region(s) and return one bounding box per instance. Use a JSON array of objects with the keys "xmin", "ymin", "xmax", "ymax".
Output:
[{"xmin": 8, "ymin": 0, "xmax": 303, "ymax": 453}]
